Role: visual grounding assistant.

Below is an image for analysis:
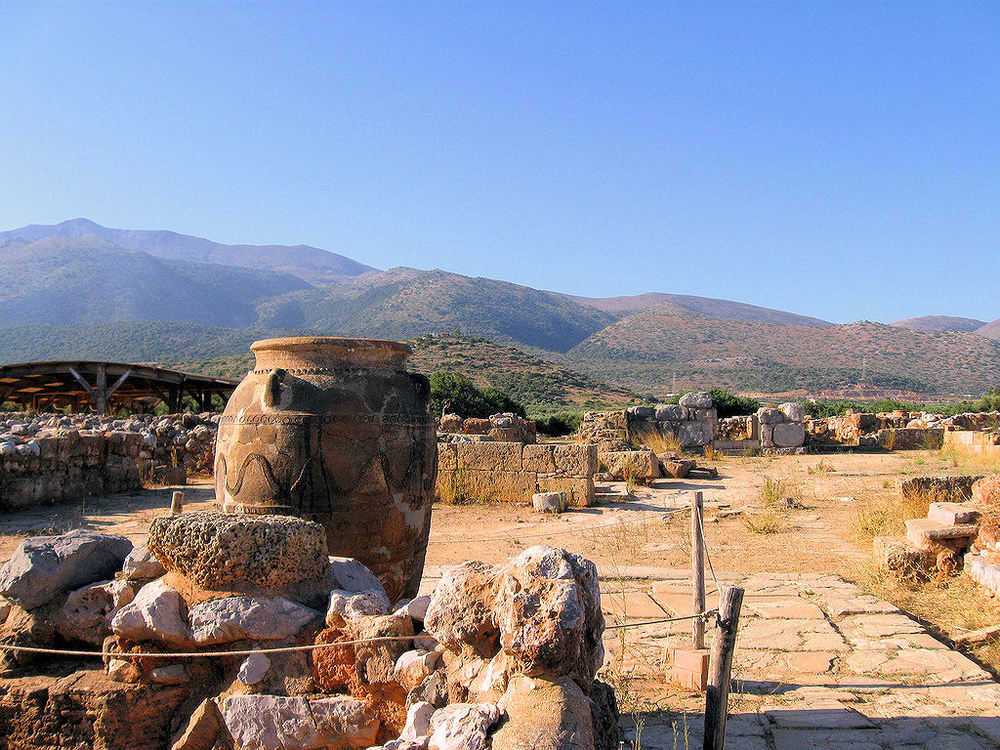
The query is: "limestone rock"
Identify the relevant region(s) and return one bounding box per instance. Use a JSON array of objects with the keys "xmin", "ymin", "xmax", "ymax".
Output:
[
  {"xmin": 122, "ymin": 545, "xmax": 167, "ymax": 581},
  {"xmin": 148, "ymin": 512, "xmax": 328, "ymax": 589},
  {"xmin": 219, "ymin": 695, "xmax": 320, "ymax": 750},
  {"xmin": 658, "ymin": 456, "xmax": 696, "ymax": 478},
  {"xmin": 532, "ymin": 492, "xmax": 567, "ymax": 514},
  {"xmin": 492, "ymin": 675, "xmax": 595, "ymax": 750},
  {"xmin": 329, "ymin": 556, "xmax": 389, "ymax": 597},
  {"xmin": 589, "ymin": 679, "xmax": 623, "ymax": 750},
  {"xmin": 351, "ymin": 613, "xmax": 415, "ymax": 685},
  {"xmin": 394, "ymin": 649, "xmax": 441, "ymax": 691},
  {"xmin": 772, "ymin": 422, "xmax": 806, "ymax": 448},
  {"xmin": 56, "ymin": 578, "xmax": 135, "ymax": 645},
  {"xmin": 757, "ymin": 407, "xmax": 784, "ymax": 424},
  {"xmin": 596, "ymin": 450, "xmax": 659, "ymax": 482},
  {"xmin": 400, "ymin": 700, "xmax": 434, "ymax": 741},
  {"xmin": 427, "ymin": 703, "xmax": 500, "ymax": 750},
  {"xmin": 678, "ymin": 392, "xmax": 713, "ymax": 409},
  {"xmin": 111, "ymin": 578, "xmax": 192, "ymax": 648},
  {"xmin": 310, "ymin": 696, "xmax": 381, "ymax": 749},
  {"xmin": 407, "ymin": 669, "xmax": 449, "ymax": 709},
  {"xmin": 326, "ymin": 590, "xmax": 390, "ymax": 627},
  {"xmin": 188, "ymin": 595, "xmax": 319, "ymax": 646},
  {"xmin": 0, "ymin": 530, "xmax": 132, "ymax": 610},
  {"xmin": 0, "ymin": 596, "xmax": 10, "ymax": 626},
  {"xmin": 424, "ymin": 561, "xmax": 500, "ymax": 657},
  {"xmin": 0, "ymin": 600, "xmax": 58, "ymax": 668},
  {"xmin": 401, "ymin": 595, "xmax": 430, "ymax": 623},
  {"xmin": 779, "ymin": 402, "xmax": 806, "ymax": 422},
  {"xmin": 495, "ymin": 546, "xmax": 604, "ymax": 686},
  {"xmin": 150, "ymin": 664, "xmax": 189, "ymax": 685},
  {"xmin": 170, "ymin": 698, "xmax": 223, "ymax": 750},
  {"xmin": 654, "ymin": 404, "xmax": 686, "ymax": 421},
  {"xmin": 239, "ymin": 654, "xmax": 271, "ymax": 685}
]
